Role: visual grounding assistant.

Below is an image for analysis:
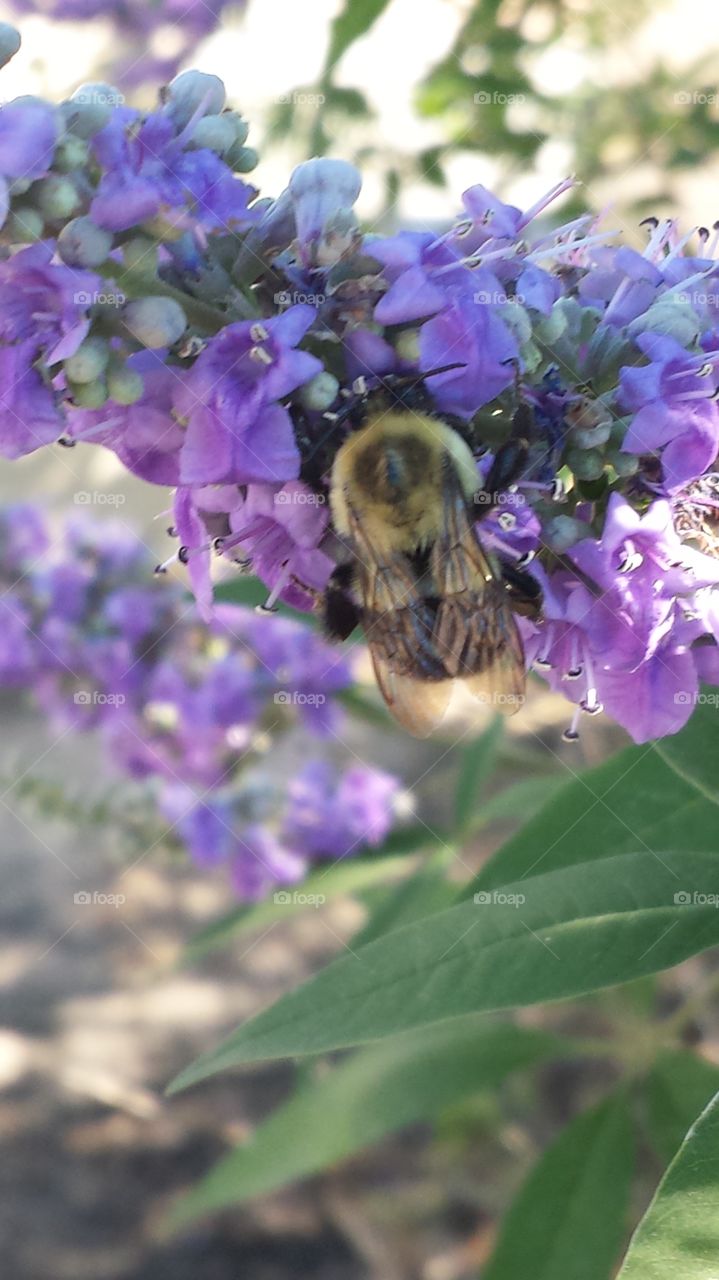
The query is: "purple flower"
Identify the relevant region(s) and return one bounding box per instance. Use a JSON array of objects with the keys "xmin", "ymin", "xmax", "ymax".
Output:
[
  {"xmin": 287, "ymin": 157, "xmax": 361, "ymax": 269},
  {"xmin": 229, "ymin": 824, "xmax": 305, "ymax": 900},
  {"xmin": 68, "ymin": 351, "xmax": 186, "ymax": 485},
  {"xmin": 619, "ymin": 333, "xmax": 719, "ymax": 489},
  {"xmin": 222, "ymin": 480, "xmax": 334, "ymax": 612},
  {"xmin": 90, "ymin": 107, "xmax": 257, "ymax": 234},
  {"xmin": 283, "ymin": 761, "xmax": 400, "ymax": 858},
  {"xmin": 0, "ymin": 244, "xmax": 98, "ymax": 458},
  {"xmin": 0, "ymin": 98, "xmax": 59, "ymax": 225},
  {"xmin": 0, "ymin": 597, "xmax": 38, "ymax": 684},
  {"xmin": 419, "ymin": 294, "xmax": 518, "ymax": 417},
  {"xmin": 526, "ymin": 495, "xmax": 719, "ymax": 742},
  {"xmin": 175, "ymin": 306, "xmax": 322, "ymax": 485},
  {"xmin": 0, "ymin": 502, "xmax": 49, "ymax": 569},
  {"xmin": 158, "ymin": 787, "xmax": 306, "ymax": 899}
]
